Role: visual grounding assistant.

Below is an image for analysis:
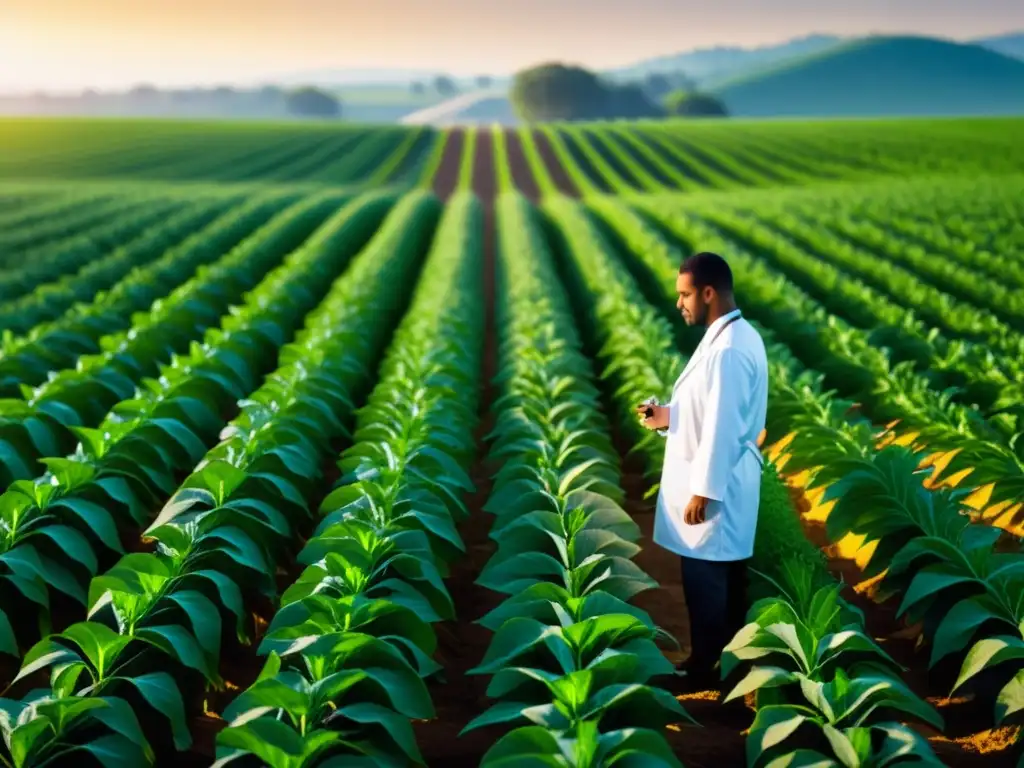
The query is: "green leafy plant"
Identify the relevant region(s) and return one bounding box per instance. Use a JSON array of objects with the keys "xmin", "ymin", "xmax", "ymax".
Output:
[
  {"xmin": 459, "ymin": 192, "xmax": 689, "ymax": 767},
  {"xmin": 213, "ymin": 191, "xmax": 476, "ymax": 766},
  {"xmin": 0, "ymin": 189, "xmax": 340, "ymax": 487},
  {"xmin": 0, "ymin": 191, "xmax": 396, "ymax": 659},
  {"xmin": 721, "ymin": 564, "xmax": 944, "ymax": 766},
  {"xmin": 1, "ymin": 191, "xmax": 437, "ymax": 763}
]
